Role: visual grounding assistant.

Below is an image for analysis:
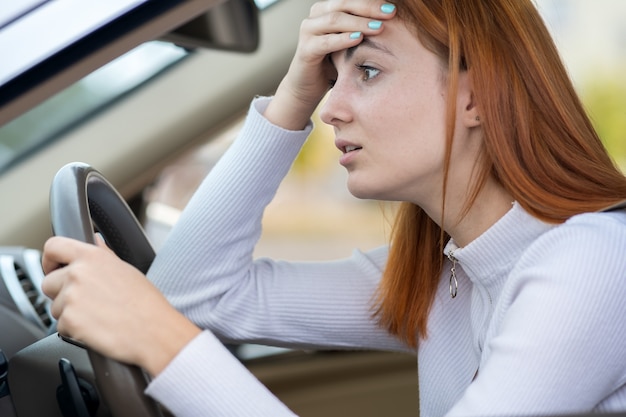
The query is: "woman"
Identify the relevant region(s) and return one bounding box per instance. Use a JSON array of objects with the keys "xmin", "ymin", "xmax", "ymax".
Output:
[{"xmin": 42, "ymin": 0, "xmax": 626, "ymax": 416}]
